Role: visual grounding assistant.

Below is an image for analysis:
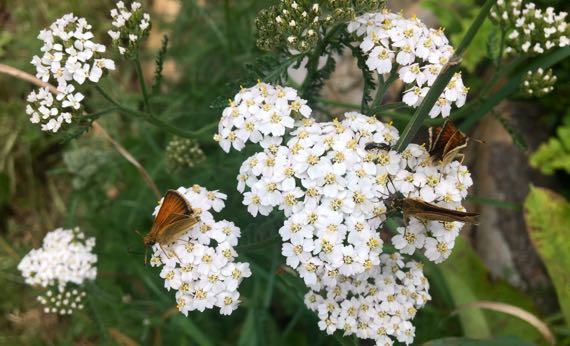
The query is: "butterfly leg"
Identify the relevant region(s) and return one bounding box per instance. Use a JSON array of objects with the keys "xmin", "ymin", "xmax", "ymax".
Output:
[
  {"xmin": 457, "ymin": 153, "xmax": 465, "ymax": 164},
  {"xmin": 159, "ymin": 243, "xmax": 170, "ymax": 259}
]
